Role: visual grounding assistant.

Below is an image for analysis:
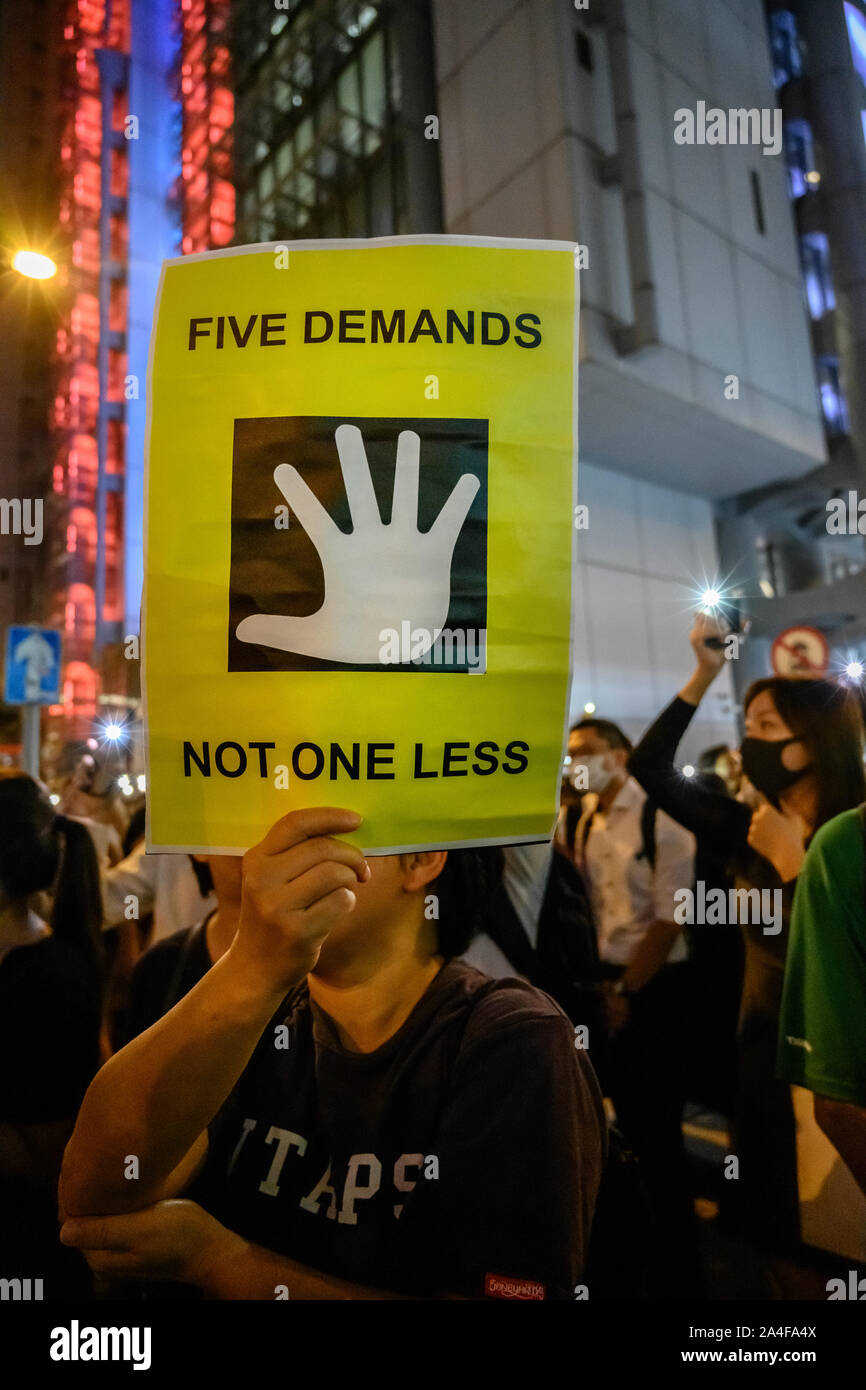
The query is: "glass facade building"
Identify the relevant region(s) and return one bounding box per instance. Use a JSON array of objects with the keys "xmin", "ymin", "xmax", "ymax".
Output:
[{"xmin": 230, "ymin": 0, "xmax": 439, "ymax": 243}]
